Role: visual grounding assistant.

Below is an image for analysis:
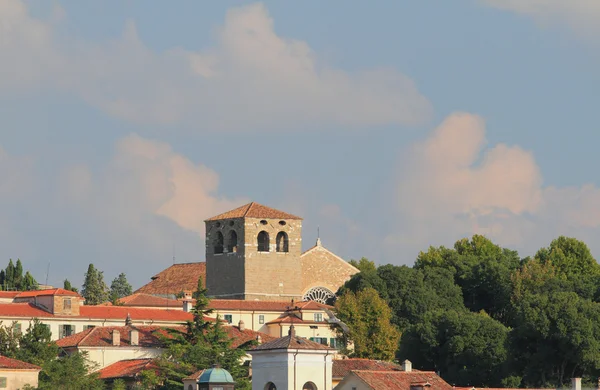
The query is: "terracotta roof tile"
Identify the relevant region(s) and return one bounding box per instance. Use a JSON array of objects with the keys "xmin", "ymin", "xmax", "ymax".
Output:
[
  {"xmin": 251, "ymin": 328, "xmax": 334, "ymax": 352},
  {"xmin": 332, "ymin": 359, "xmax": 404, "ymax": 379},
  {"xmin": 56, "ymin": 325, "xmax": 184, "ymax": 348},
  {"xmin": 225, "ymin": 325, "xmax": 276, "ymax": 348},
  {"xmin": 15, "ymin": 288, "xmax": 80, "ymax": 298},
  {"xmin": 0, "ymin": 303, "xmax": 56, "ymax": 317},
  {"xmin": 0, "ymin": 355, "xmax": 41, "ymax": 370},
  {"xmin": 184, "ymin": 369, "xmax": 205, "ymax": 380},
  {"xmin": 96, "ymin": 358, "xmax": 157, "ymax": 379},
  {"xmin": 205, "ymin": 202, "xmax": 302, "ymax": 221},
  {"xmin": 350, "ymin": 370, "xmax": 452, "ymax": 390},
  {"xmin": 265, "ymin": 314, "xmax": 323, "ymax": 325},
  {"xmin": 118, "ymin": 293, "xmax": 182, "ymax": 308},
  {"xmin": 135, "ymin": 262, "xmax": 205, "ymax": 296},
  {"xmin": 0, "ymin": 291, "xmax": 20, "ymax": 299}
]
